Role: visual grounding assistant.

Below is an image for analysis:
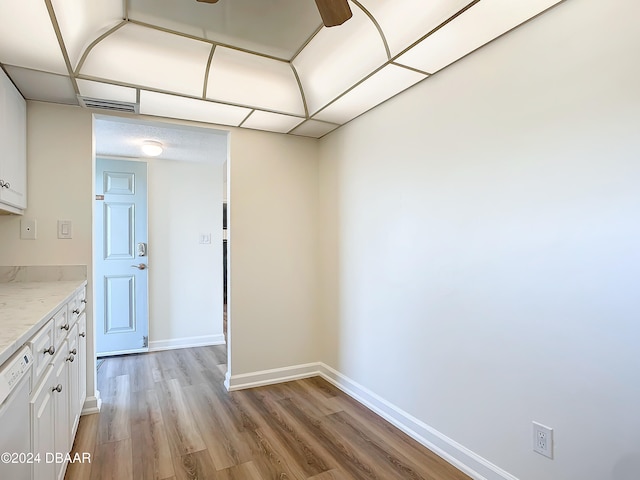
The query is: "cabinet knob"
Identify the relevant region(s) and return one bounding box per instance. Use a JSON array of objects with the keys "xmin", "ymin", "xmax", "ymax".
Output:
[
  {"xmin": 61, "ymin": 323, "xmax": 70, "ymax": 331},
  {"xmin": 81, "ymin": 299, "xmax": 87, "ymax": 304},
  {"xmin": 72, "ymin": 308, "xmax": 80, "ymax": 315},
  {"xmin": 79, "ymin": 332, "xmax": 86, "ymax": 338},
  {"xmin": 52, "ymin": 384, "xmax": 63, "ymax": 393},
  {"xmin": 70, "ymin": 348, "xmax": 77, "ymax": 355},
  {"xmin": 66, "ymin": 355, "xmax": 75, "ymax": 363},
  {"xmin": 0, "ymin": 181, "xmax": 9, "ymax": 189},
  {"xmin": 43, "ymin": 345, "xmax": 55, "ymax": 355}
]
